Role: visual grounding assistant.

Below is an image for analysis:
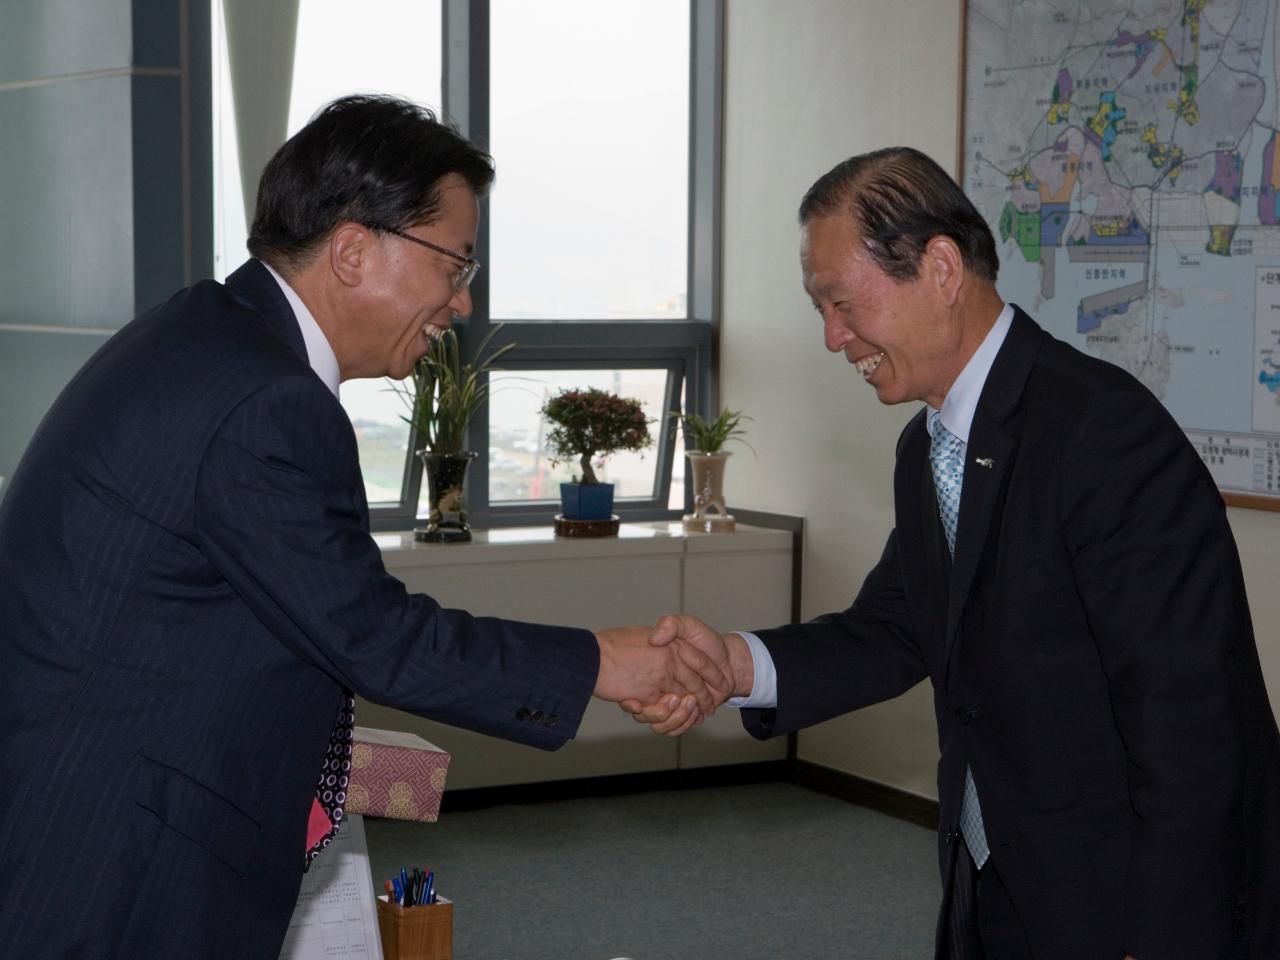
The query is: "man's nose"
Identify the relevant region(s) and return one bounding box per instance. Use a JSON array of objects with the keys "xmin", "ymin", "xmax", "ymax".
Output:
[
  {"xmin": 823, "ymin": 314, "xmax": 852, "ymax": 354},
  {"xmin": 449, "ymin": 285, "xmax": 473, "ymax": 320}
]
